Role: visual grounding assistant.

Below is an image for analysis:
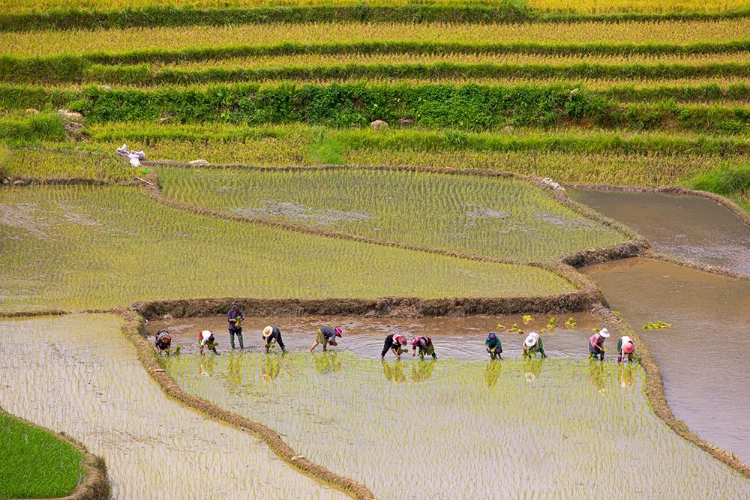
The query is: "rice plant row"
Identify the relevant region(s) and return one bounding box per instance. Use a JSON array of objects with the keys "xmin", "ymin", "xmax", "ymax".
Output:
[
  {"xmin": 0, "ymin": 314, "xmax": 347, "ymax": 499},
  {"xmin": 0, "ymin": 184, "xmax": 575, "ymax": 312},
  {"xmin": 166, "ymin": 351, "xmax": 750, "ymax": 499},
  {"xmin": 157, "ymin": 165, "xmax": 629, "ymax": 263},
  {"xmin": 1, "ymin": 19, "xmax": 748, "ymax": 58}
]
